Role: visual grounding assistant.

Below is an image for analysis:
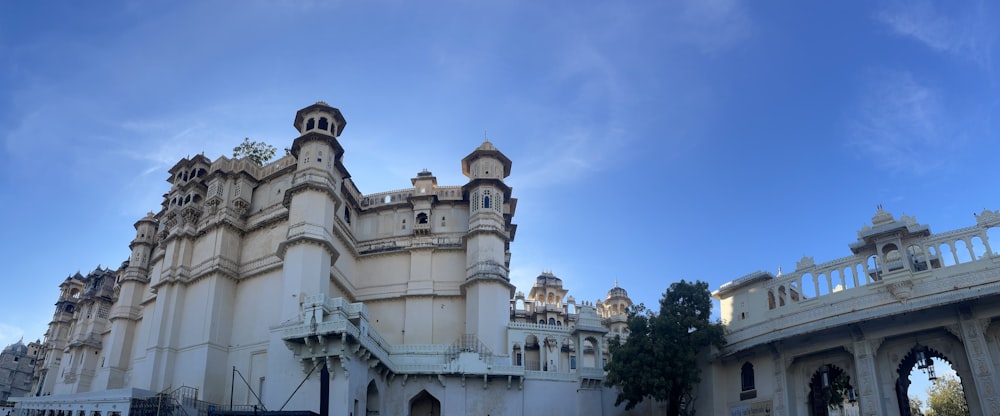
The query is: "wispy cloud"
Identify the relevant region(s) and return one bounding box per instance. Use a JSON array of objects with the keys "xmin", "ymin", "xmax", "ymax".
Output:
[
  {"xmin": 877, "ymin": 0, "xmax": 996, "ymax": 70},
  {"xmin": 673, "ymin": 0, "xmax": 753, "ymax": 54},
  {"xmin": 847, "ymin": 70, "xmax": 960, "ymax": 175}
]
